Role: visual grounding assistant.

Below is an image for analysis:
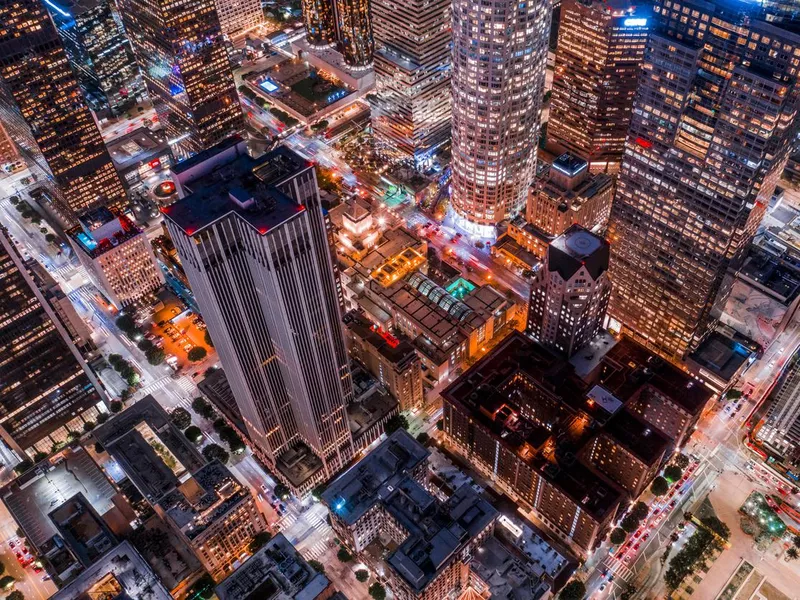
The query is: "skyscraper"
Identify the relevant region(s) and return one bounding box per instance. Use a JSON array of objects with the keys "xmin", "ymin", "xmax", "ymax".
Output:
[
  {"xmin": 212, "ymin": 0, "xmax": 263, "ymax": 38},
  {"xmin": 449, "ymin": 0, "xmax": 551, "ymax": 235},
  {"xmin": 302, "ymin": 0, "xmax": 337, "ymax": 47},
  {"xmin": 0, "ymin": 228, "xmax": 106, "ymax": 456},
  {"xmin": 548, "ymin": 0, "xmax": 649, "ymax": 173},
  {"xmin": 757, "ymin": 361, "xmax": 800, "ymax": 460},
  {"xmin": 371, "ymin": 0, "xmax": 451, "ymax": 166},
  {"xmin": 164, "ymin": 138, "xmax": 353, "ymax": 494},
  {"xmin": 46, "ymin": 0, "xmax": 145, "ymax": 118},
  {"xmin": 335, "ymin": 0, "xmax": 373, "ymax": 67},
  {"xmin": 527, "ymin": 225, "xmax": 611, "ymax": 357},
  {"xmin": 606, "ymin": 0, "xmax": 800, "ymax": 361},
  {"xmin": 120, "ymin": 0, "xmax": 244, "ymax": 159},
  {"xmin": 0, "ymin": 0, "xmax": 128, "ymax": 218}
]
